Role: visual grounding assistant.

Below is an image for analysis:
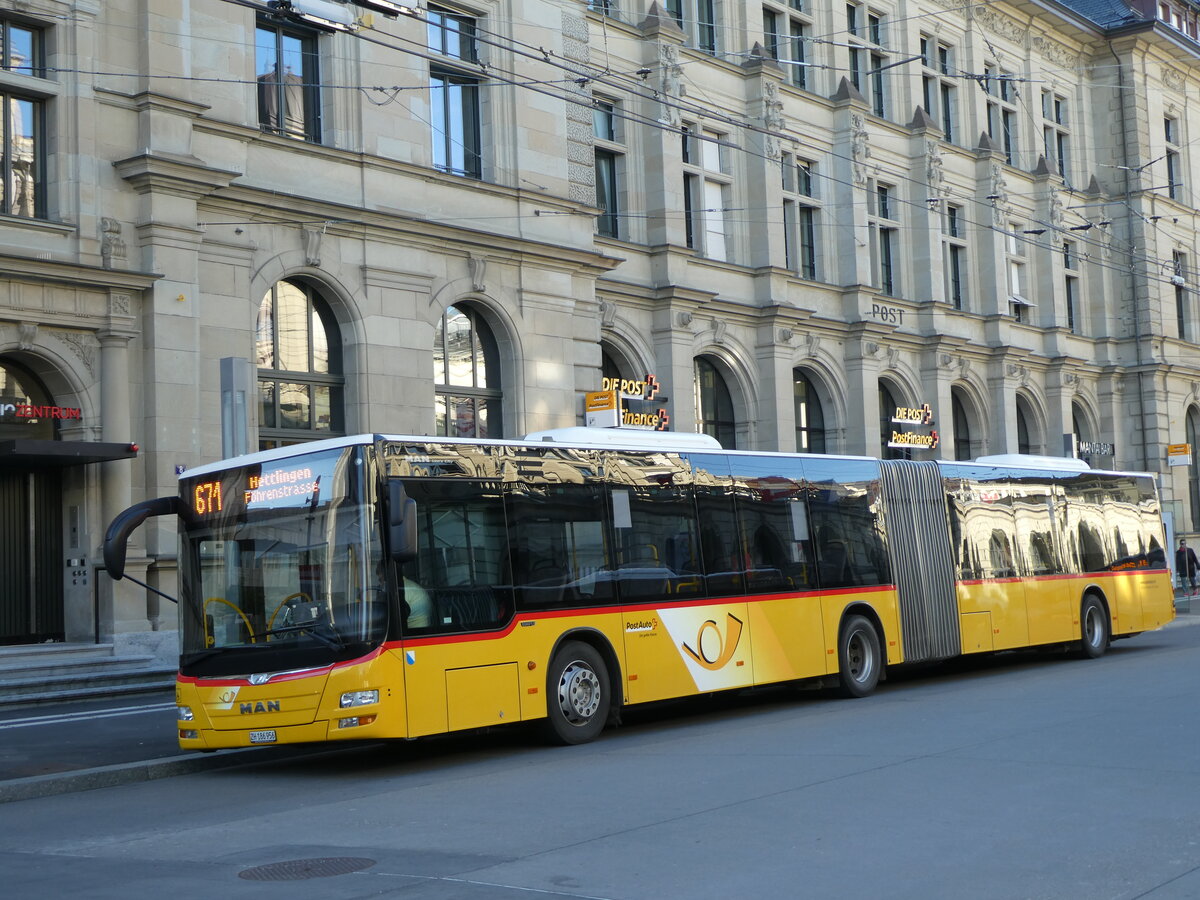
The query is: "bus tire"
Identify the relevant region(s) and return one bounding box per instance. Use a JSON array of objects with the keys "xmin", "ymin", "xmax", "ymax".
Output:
[
  {"xmin": 837, "ymin": 615, "xmax": 882, "ymax": 698},
  {"xmin": 1079, "ymin": 594, "xmax": 1110, "ymax": 659},
  {"xmin": 543, "ymin": 641, "xmax": 610, "ymax": 745}
]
